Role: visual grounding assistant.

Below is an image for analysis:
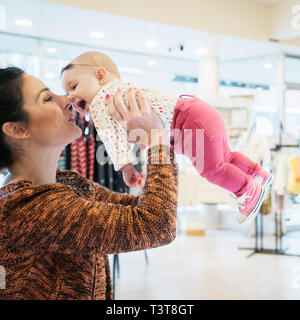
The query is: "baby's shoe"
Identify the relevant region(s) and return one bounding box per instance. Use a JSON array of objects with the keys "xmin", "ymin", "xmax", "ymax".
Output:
[
  {"xmin": 252, "ymin": 168, "xmax": 272, "ymax": 187},
  {"xmin": 252, "ymin": 169, "xmax": 273, "ymax": 202},
  {"xmin": 234, "ymin": 179, "xmax": 267, "ymax": 225}
]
